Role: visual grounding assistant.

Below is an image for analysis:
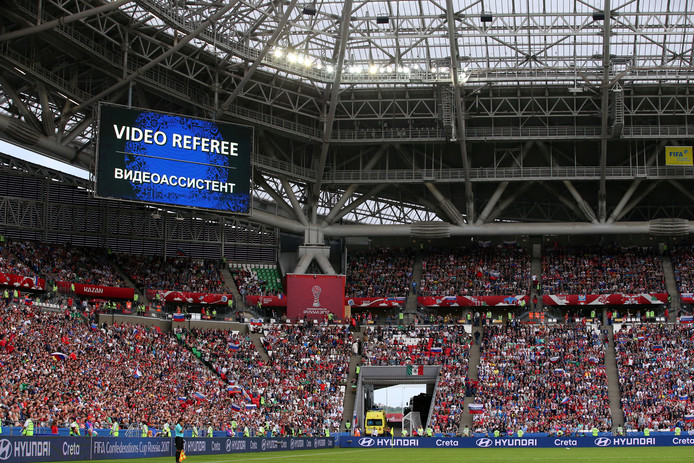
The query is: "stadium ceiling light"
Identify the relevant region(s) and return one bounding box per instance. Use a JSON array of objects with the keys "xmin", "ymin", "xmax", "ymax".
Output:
[{"xmin": 302, "ymin": 3, "xmax": 317, "ymax": 15}]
